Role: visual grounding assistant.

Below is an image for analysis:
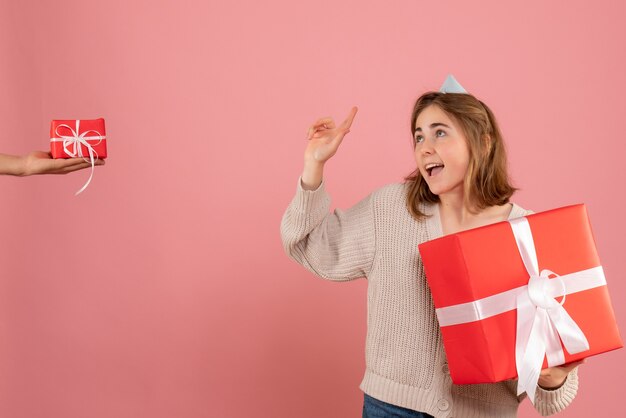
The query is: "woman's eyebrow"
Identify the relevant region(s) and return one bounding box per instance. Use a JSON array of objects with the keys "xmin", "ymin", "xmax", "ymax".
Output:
[{"xmin": 414, "ymin": 122, "xmax": 451, "ymax": 132}]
